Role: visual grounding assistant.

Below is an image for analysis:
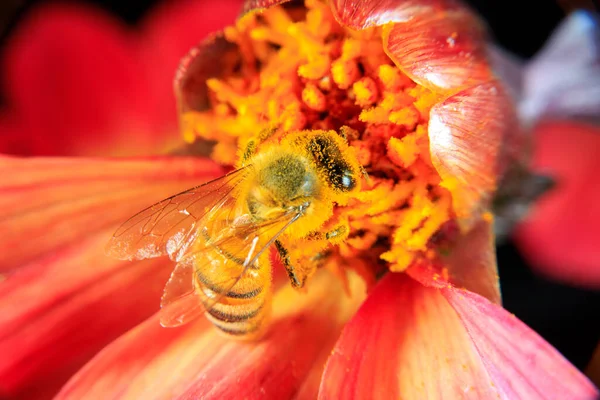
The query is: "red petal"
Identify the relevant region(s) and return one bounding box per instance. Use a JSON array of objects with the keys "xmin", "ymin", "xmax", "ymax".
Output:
[
  {"xmin": 0, "ymin": 155, "xmax": 222, "ymax": 272},
  {"xmin": 319, "ymin": 273, "xmax": 498, "ymax": 399},
  {"xmin": 0, "ymin": 4, "xmax": 163, "ymax": 156},
  {"xmin": 428, "ymin": 81, "xmax": 517, "ymax": 229},
  {"xmin": 0, "ymin": 231, "xmax": 173, "ymax": 399},
  {"xmin": 515, "ymin": 121, "xmax": 600, "ymax": 287},
  {"xmin": 57, "ymin": 271, "xmax": 366, "ymax": 399},
  {"xmin": 442, "ymin": 287, "xmax": 599, "ymax": 399},
  {"xmin": 320, "ymin": 273, "xmax": 598, "ymax": 399}
]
